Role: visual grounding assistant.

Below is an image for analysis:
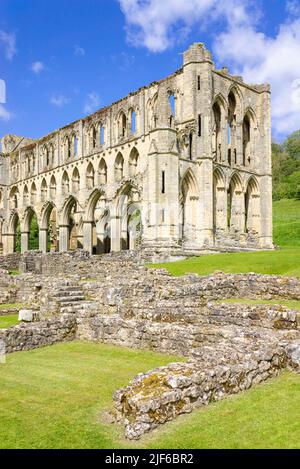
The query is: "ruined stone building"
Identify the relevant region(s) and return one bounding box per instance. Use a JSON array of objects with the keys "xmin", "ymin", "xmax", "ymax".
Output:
[{"xmin": 0, "ymin": 43, "xmax": 273, "ymax": 258}]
